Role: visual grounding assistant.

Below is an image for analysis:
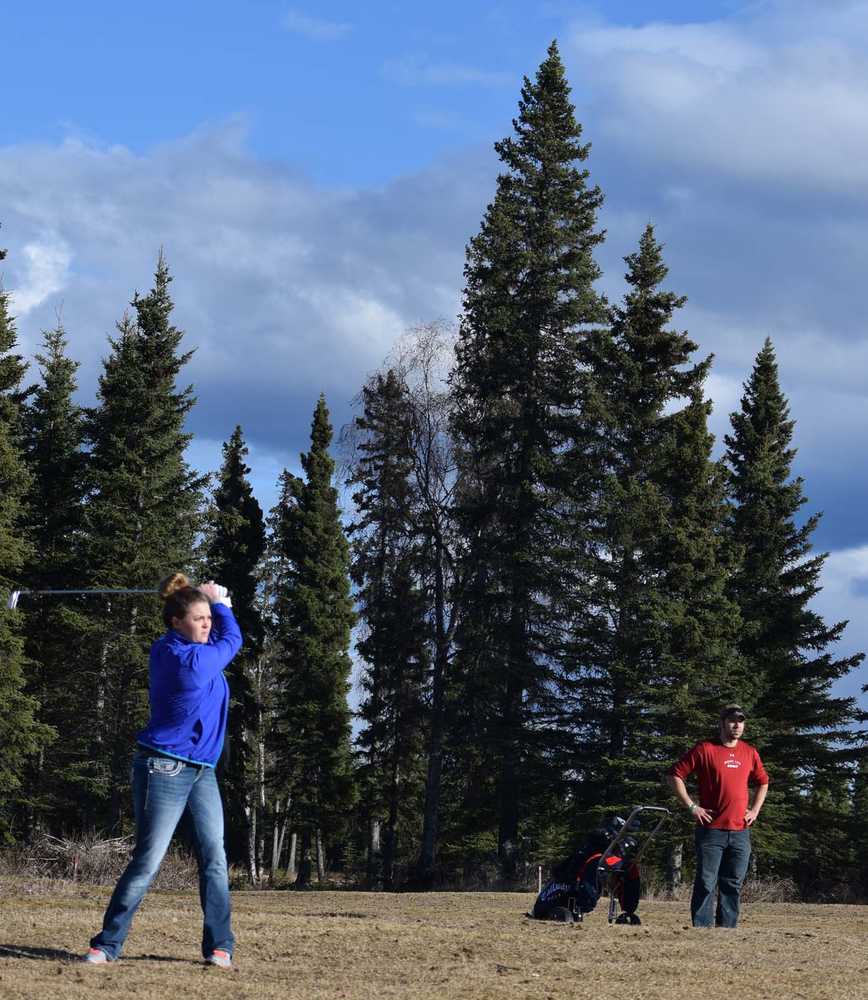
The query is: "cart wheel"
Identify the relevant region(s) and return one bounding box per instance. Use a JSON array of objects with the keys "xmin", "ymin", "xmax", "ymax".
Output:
[{"xmin": 550, "ymin": 907, "xmax": 574, "ymax": 924}]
